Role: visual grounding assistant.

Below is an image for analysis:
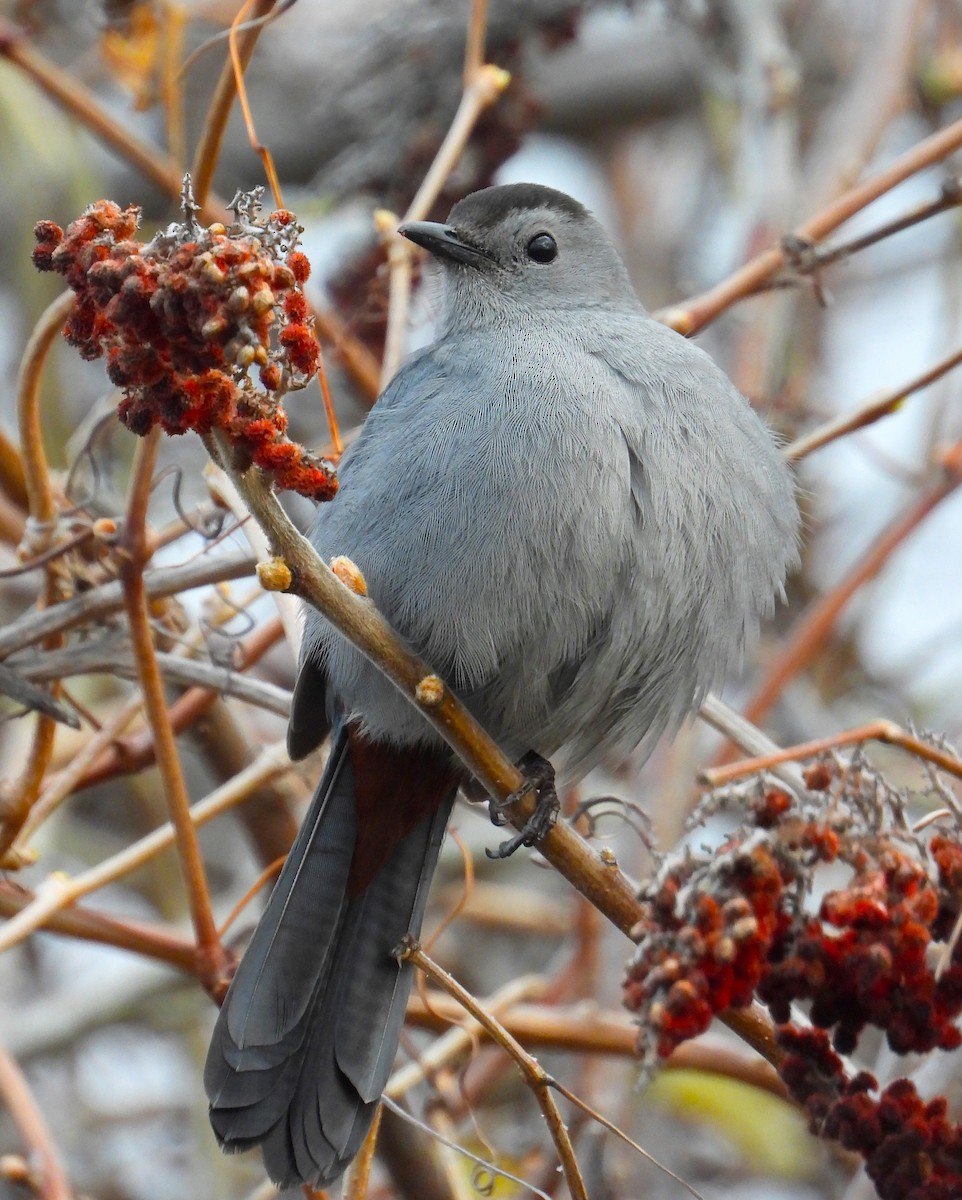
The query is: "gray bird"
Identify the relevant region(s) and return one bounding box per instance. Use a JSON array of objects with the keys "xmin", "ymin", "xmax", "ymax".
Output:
[{"xmin": 205, "ymin": 182, "xmax": 799, "ymax": 1187}]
